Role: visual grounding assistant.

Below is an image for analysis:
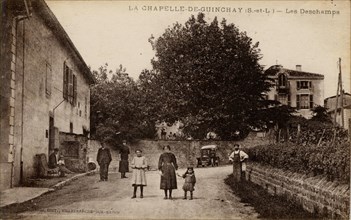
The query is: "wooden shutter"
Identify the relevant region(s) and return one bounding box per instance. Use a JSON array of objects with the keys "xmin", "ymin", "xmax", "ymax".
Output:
[
  {"xmin": 46, "ymin": 63, "xmax": 52, "ymax": 95},
  {"xmin": 63, "ymin": 62, "xmax": 68, "ymax": 99},
  {"xmin": 69, "ymin": 69, "xmax": 73, "ymax": 103},
  {"xmin": 297, "ymin": 81, "xmax": 300, "ymax": 90},
  {"xmin": 296, "ymin": 95, "xmax": 300, "ymax": 109},
  {"xmin": 309, "ymin": 95, "xmax": 313, "ymax": 108},
  {"xmin": 73, "ymin": 74, "xmax": 77, "ymax": 106}
]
